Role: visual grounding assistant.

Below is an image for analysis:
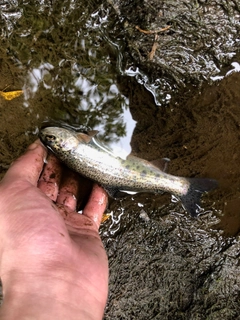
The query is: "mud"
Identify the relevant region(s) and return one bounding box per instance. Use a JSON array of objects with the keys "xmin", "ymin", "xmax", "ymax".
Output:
[
  {"xmin": 100, "ymin": 70, "xmax": 240, "ymax": 319},
  {"xmin": 108, "ymin": 0, "xmax": 240, "ymax": 105},
  {"xmin": 124, "ymin": 68, "xmax": 240, "ymax": 237}
]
